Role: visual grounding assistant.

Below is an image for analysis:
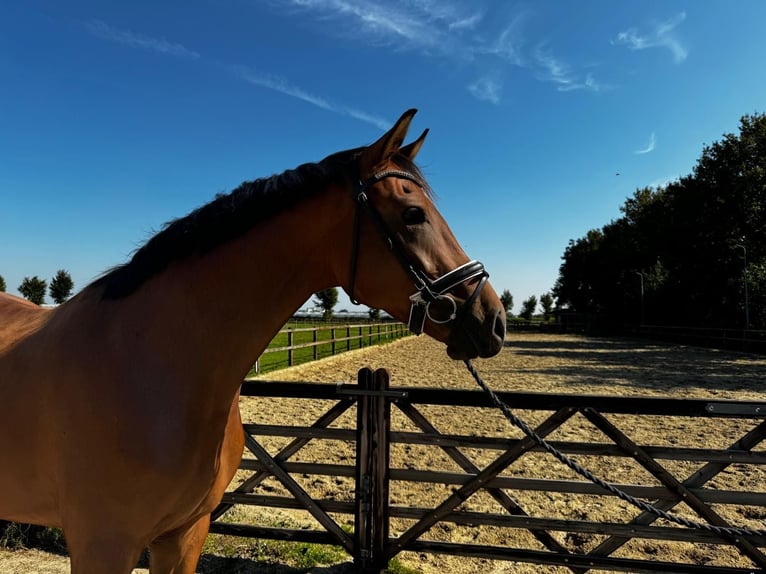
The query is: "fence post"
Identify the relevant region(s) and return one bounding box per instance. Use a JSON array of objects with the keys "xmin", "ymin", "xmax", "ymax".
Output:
[
  {"xmin": 287, "ymin": 330, "xmax": 294, "ymax": 367},
  {"xmin": 331, "ymin": 327, "xmax": 336, "ymax": 356},
  {"xmin": 312, "ymin": 328, "xmax": 318, "ymax": 361},
  {"xmin": 354, "ymin": 367, "xmax": 391, "ymax": 573}
]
